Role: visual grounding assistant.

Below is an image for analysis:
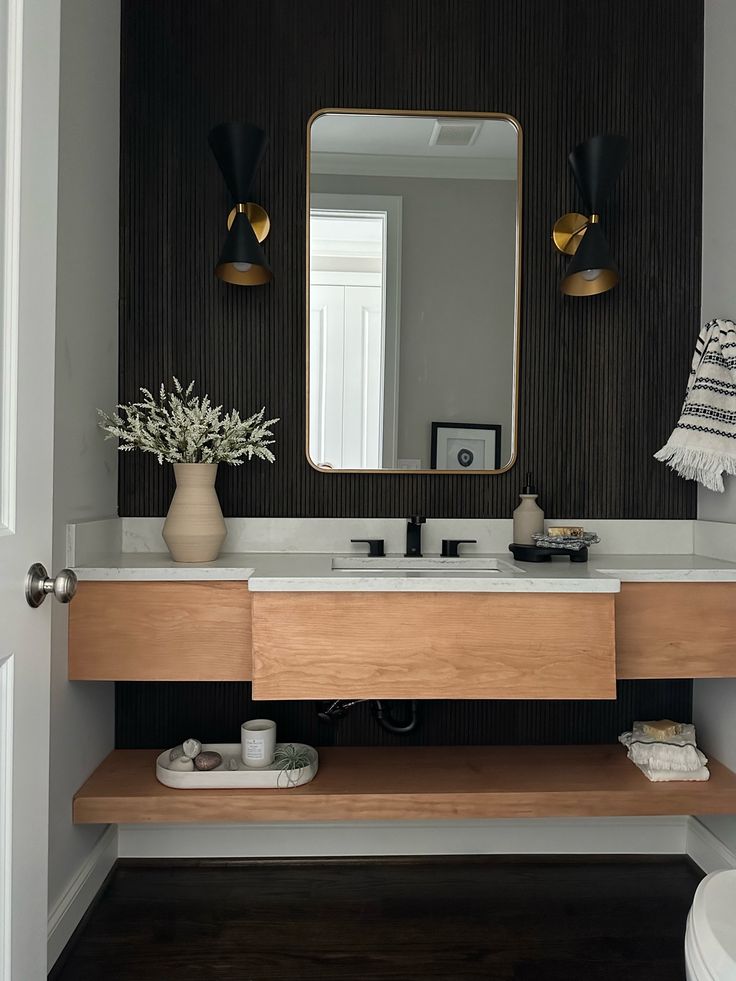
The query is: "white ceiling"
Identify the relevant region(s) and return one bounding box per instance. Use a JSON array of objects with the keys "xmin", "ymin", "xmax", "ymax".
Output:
[{"xmin": 310, "ymin": 113, "xmax": 518, "ymax": 160}]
